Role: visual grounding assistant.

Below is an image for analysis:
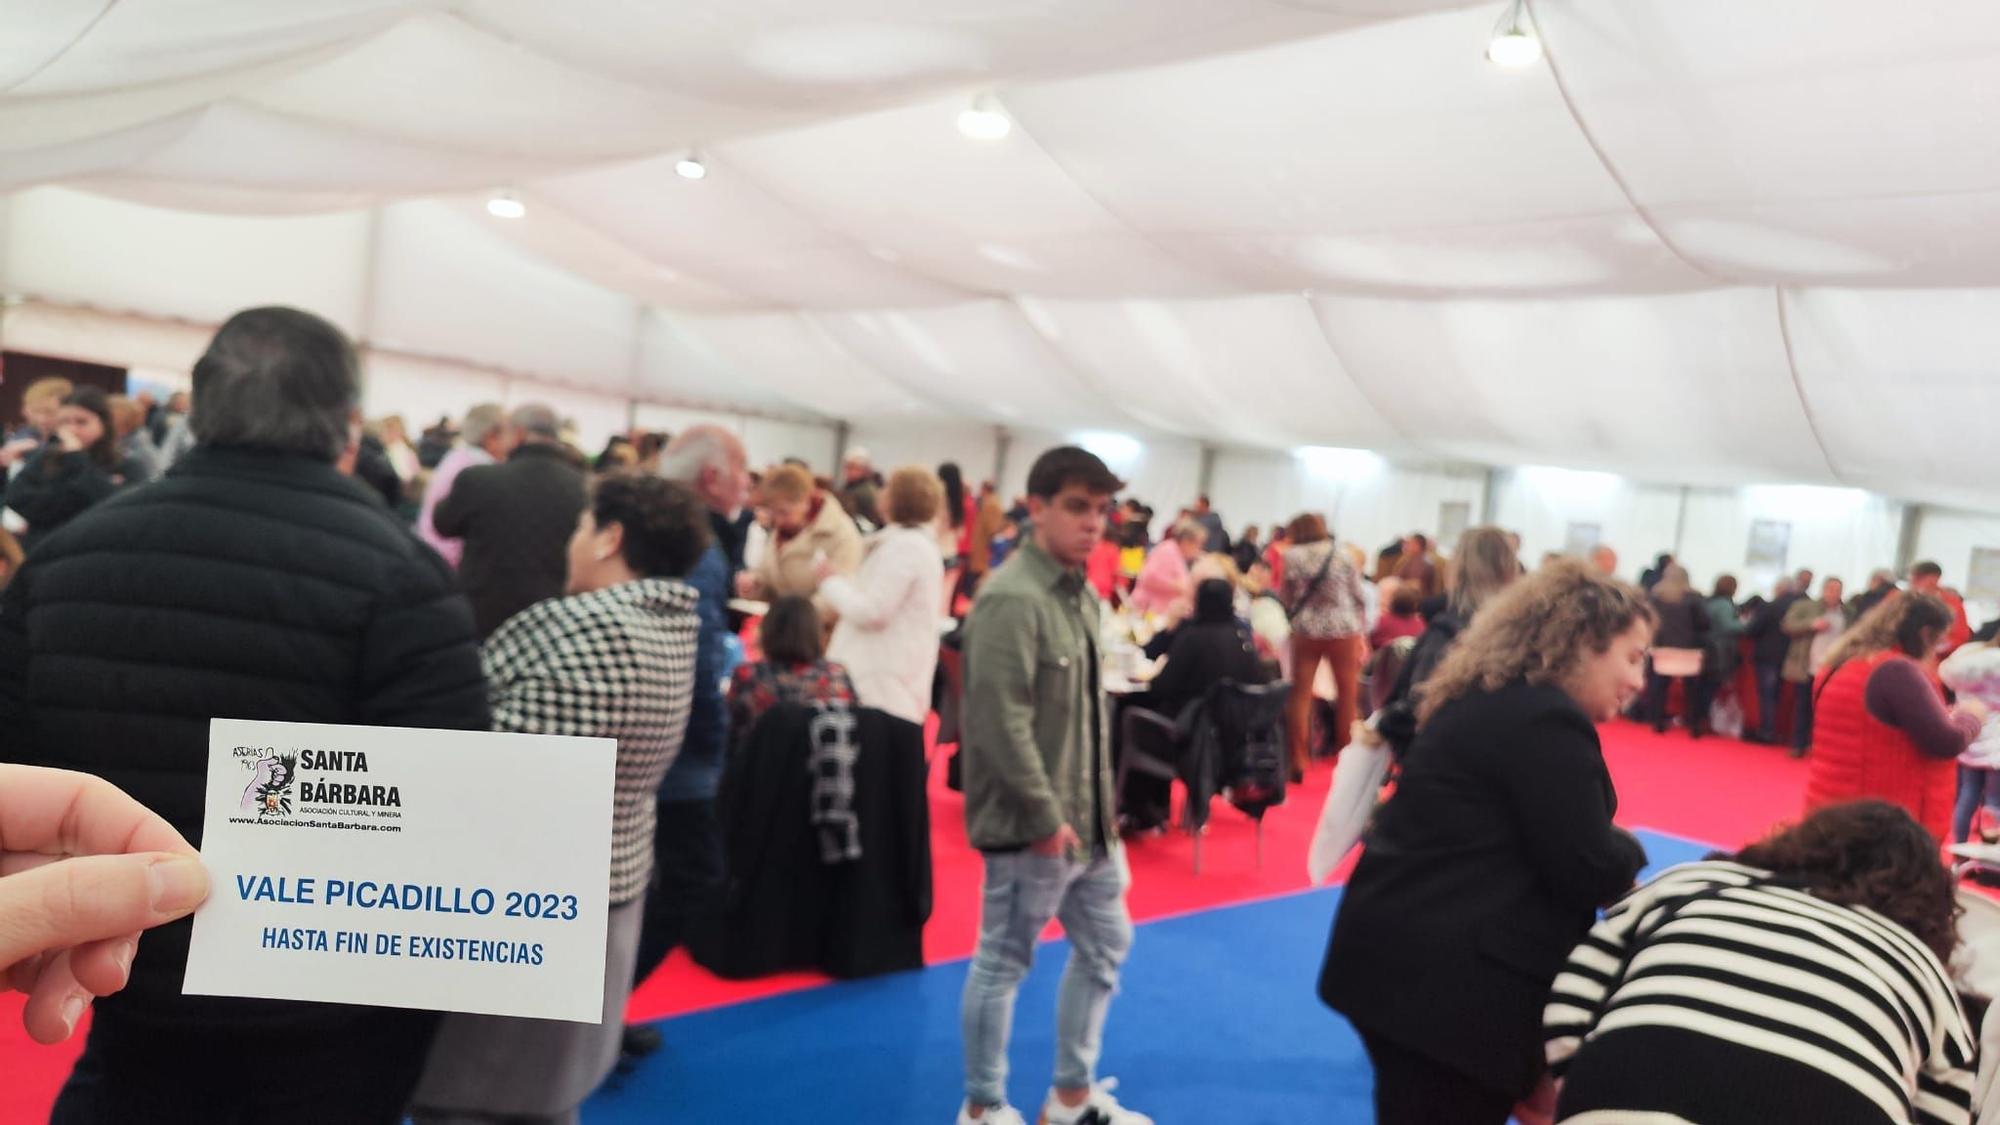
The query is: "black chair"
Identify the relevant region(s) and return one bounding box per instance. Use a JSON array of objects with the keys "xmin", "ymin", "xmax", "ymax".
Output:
[
  {"xmin": 1118, "ymin": 680, "xmax": 1290, "ymax": 874},
  {"xmin": 1203, "ymin": 680, "xmax": 1290, "ymax": 871},
  {"xmin": 1116, "ymin": 704, "xmax": 1182, "ymax": 834}
]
